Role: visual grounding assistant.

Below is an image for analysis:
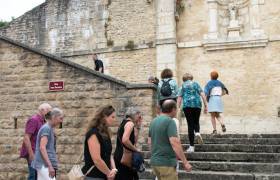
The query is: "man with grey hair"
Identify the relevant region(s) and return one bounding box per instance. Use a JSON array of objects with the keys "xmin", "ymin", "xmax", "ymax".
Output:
[{"xmin": 20, "ymin": 103, "xmax": 52, "ymax": 180}]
